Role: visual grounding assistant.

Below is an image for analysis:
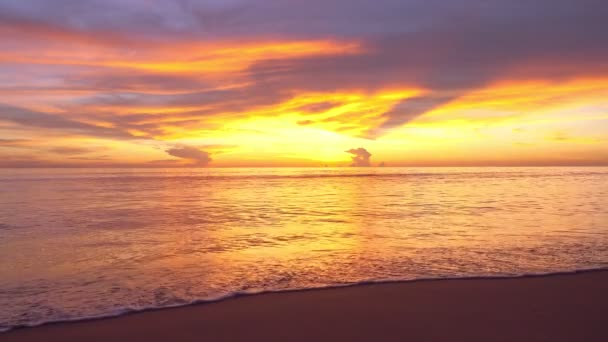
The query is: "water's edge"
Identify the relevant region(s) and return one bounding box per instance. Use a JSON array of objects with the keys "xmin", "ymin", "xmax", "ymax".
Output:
[{"xmin": 3, "ymin": 266, "xmax": 607, "ymax": 334}]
